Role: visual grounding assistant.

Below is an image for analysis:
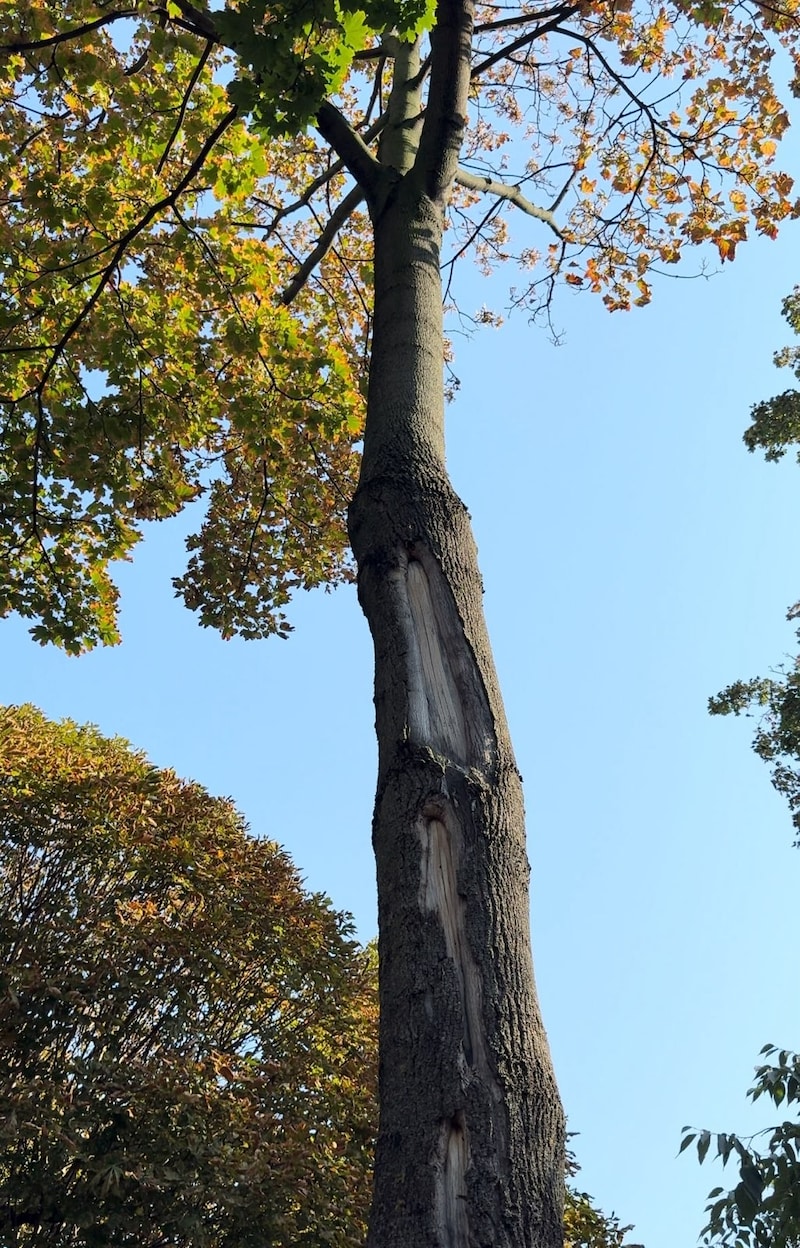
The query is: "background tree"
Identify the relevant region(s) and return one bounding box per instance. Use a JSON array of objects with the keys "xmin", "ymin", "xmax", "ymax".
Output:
[
  {"xmin": 0, "ymin": 703, "xmax": 377, "ymax": 1247},
  {"xmin": 564, "ymin": 1153, "xmax": 643, "ymax": 1248},
  {"xmin": 682, "ymin": 1047, "xmax": 800, "ymax": 1248},
  {"xmin": 1, "ymin": 1, "xmax": 799, "ymax": 1243},
  {"xmin": 0, "ymin": 702, "xmax": 638, "ymax": 1248},
  {"xmin": 711, "ymin": 284, "xmax": 800, "ymax": 844}
]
